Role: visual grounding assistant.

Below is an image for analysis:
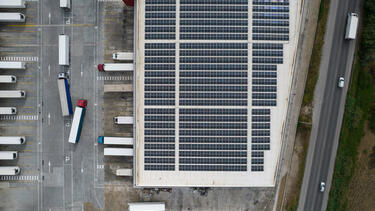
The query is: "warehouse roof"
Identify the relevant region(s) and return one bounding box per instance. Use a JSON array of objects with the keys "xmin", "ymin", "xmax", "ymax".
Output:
[{"xmin": 134, "ymin": 0, "xmax": 299, "ymax": 187}]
